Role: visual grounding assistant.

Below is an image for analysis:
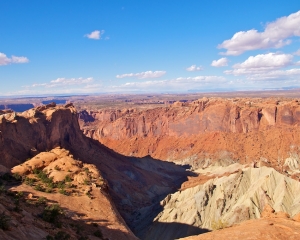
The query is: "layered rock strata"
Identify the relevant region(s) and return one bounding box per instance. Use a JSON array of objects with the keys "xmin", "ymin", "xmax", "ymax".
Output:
[
  {"xmin": 144, "ymin": 165, "xmax": 300, "ymax": 240},
  {"xmin": 80, "ymin": 98, "xmax": 300, "ymax": 176}
]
